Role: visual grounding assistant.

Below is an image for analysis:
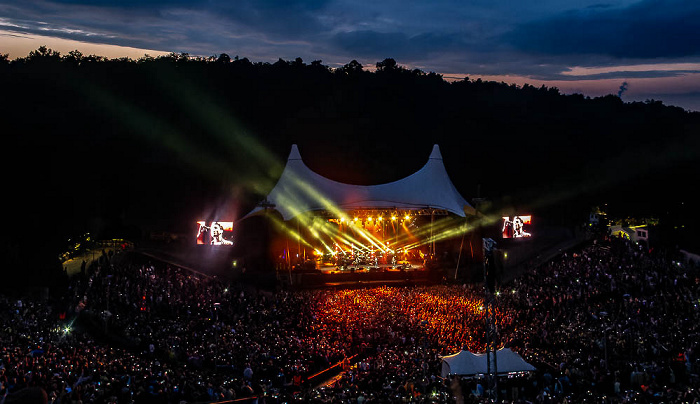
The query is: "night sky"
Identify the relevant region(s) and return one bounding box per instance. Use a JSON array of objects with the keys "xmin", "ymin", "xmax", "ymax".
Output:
[{"xmin": 1, "ymin": 0, "xmax": 700, "ymax": 111}]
